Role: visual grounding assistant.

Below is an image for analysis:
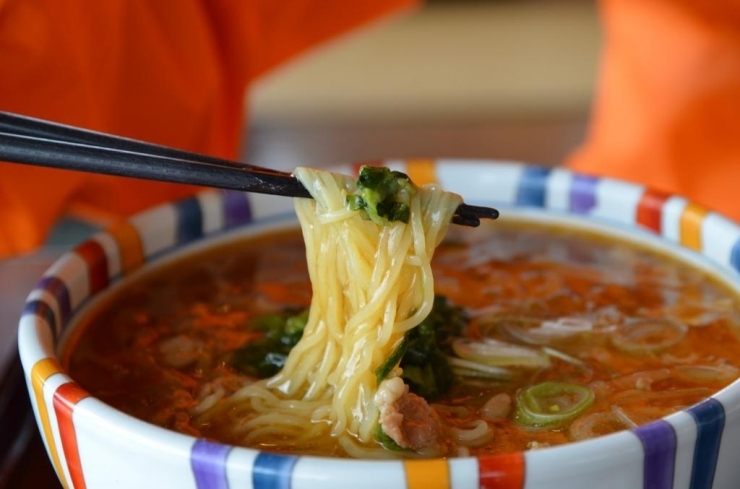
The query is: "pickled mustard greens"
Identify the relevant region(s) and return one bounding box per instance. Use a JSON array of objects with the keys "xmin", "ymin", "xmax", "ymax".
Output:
[
  {"xmin": 231, "ymin": 309, "xmax": 309, "ymax": 377},
  {"xmin": 394, "ymin": 295, "xmax": 465, "ymax": 400},
  {"xmin": 239, "ymin": 295, "xmax": 467, "ymax": 402}
]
